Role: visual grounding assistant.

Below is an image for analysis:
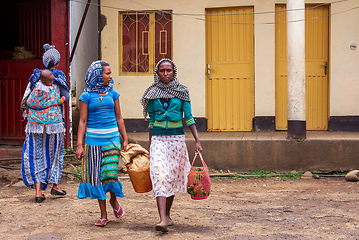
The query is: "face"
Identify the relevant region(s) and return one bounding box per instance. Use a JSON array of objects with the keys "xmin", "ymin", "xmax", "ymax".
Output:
[
  {"xmin": 157, "ymin": 62, "xmax": 174, "ymax": 84},
  {"xmin": 42, "ymin": 78, "xmax": 53, "ymax": 86},
  {"xmin": 102, "ymin": 66, "xmax": 112, "ymax": 86}
]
